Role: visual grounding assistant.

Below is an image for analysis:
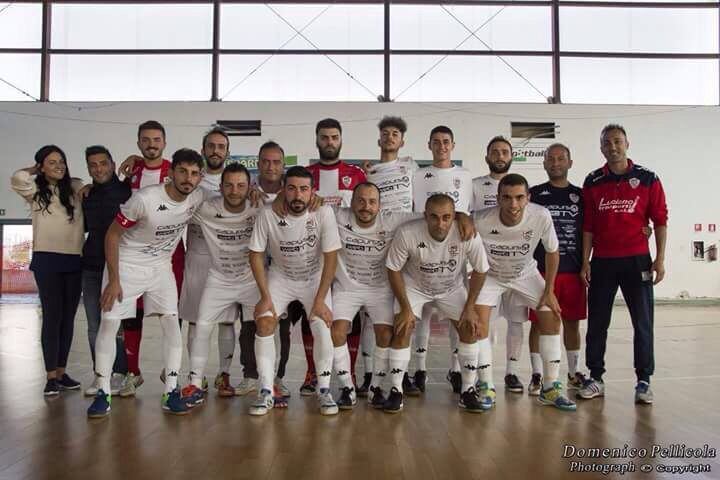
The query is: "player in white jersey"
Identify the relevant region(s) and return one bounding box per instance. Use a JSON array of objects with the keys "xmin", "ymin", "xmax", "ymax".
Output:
[
  {"xmin": 181, "ymin": 163, "xmax": 260, "ymax": 407},
  {"xmin": 87, "ymin": 149, "xmax": 205, "ymax": 418},
  {"xmin": 386, "ymin": 194, "xmax": 489, "ymax": 413},
  {"xmin": 472, "ymin": 174, "xmax": 576, "ymax": 411},
  {"xmin": 248, "ymin": 166, "xmax": 342, "ymax": 416}
]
